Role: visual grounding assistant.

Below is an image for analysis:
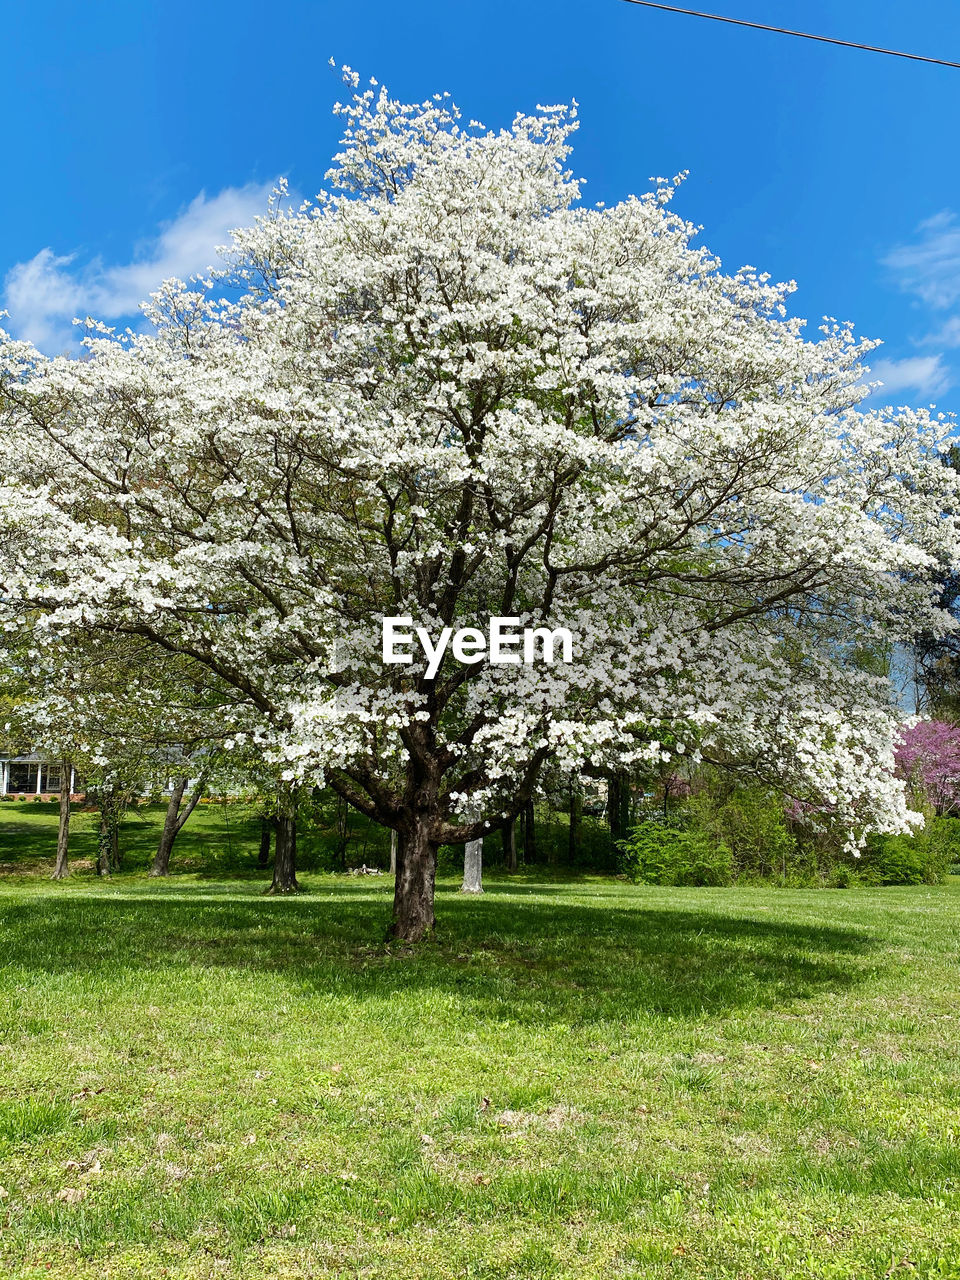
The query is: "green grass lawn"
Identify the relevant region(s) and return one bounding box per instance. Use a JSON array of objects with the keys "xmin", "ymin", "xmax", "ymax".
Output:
[{"xmin": 1, "ymin": 809, "xmax": 960, "ymax": 1277}]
